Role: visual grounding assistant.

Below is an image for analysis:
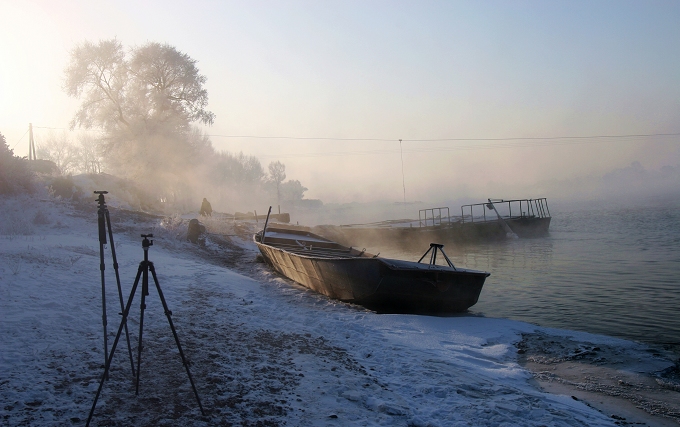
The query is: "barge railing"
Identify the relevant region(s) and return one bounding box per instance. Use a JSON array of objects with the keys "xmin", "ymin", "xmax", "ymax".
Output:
[
  {"xmin": 419, "ymin": 207, "xmax": 451, "ymax": 228},
  {"xmin": 460, "ymin": 198, "xmax": 550, "ymax": 224}
]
